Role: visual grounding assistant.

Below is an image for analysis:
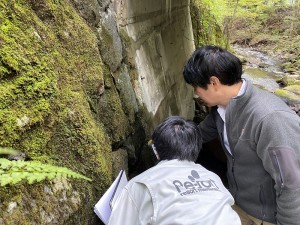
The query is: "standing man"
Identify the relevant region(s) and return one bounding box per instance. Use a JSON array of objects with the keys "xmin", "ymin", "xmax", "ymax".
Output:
[
  {"xmin": 108, "ymin": 116, "xmax": 241, "ymax": 225},
  {"xmin": 183, "ymin": 45, "xmax": 300, "ymax": 225}
]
